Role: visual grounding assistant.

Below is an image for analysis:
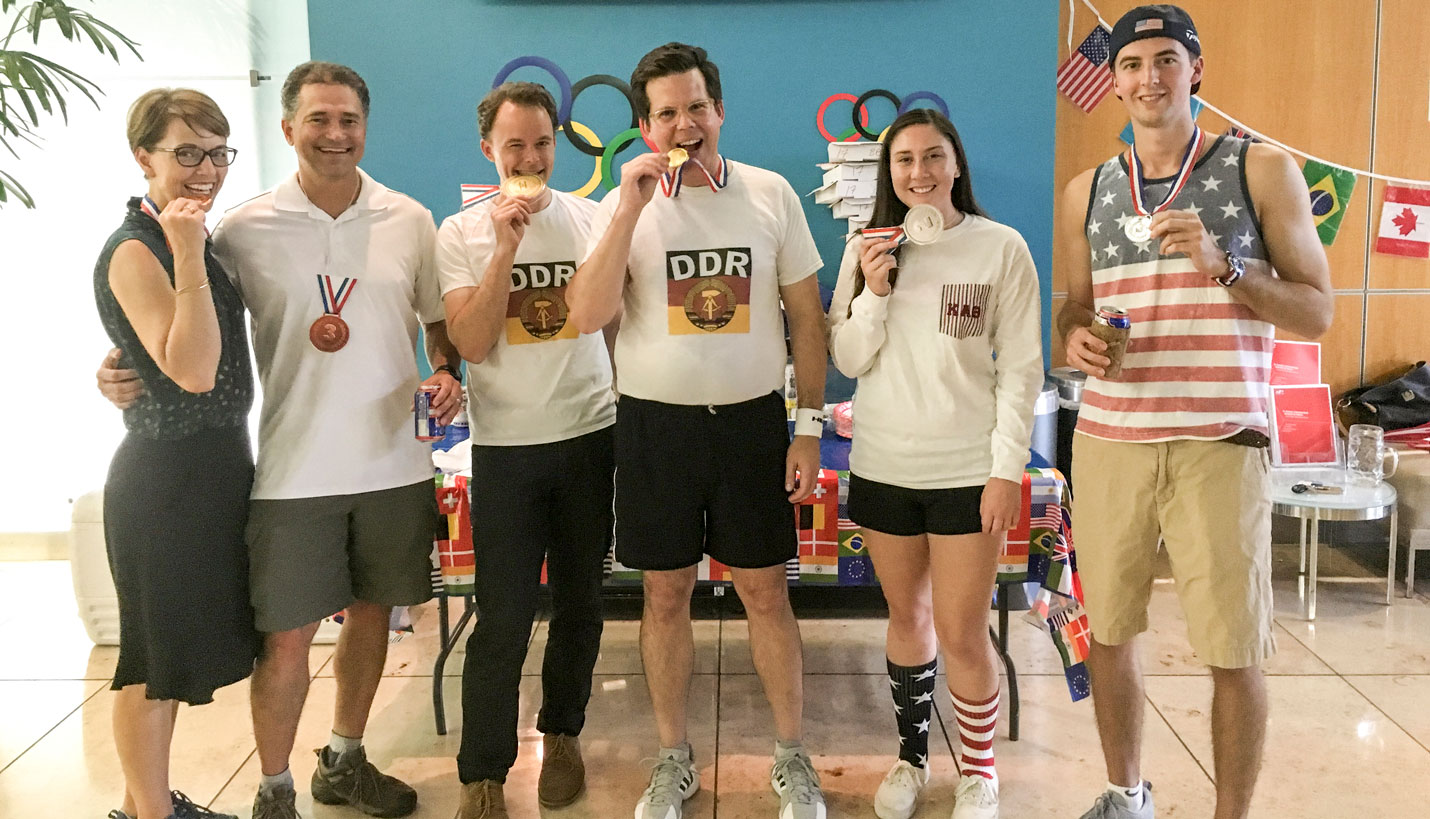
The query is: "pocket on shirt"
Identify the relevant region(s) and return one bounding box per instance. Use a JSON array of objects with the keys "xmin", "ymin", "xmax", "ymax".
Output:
[{"xmin": 936, "ymin": 283, "xmax": 991, "ymax": 340}]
